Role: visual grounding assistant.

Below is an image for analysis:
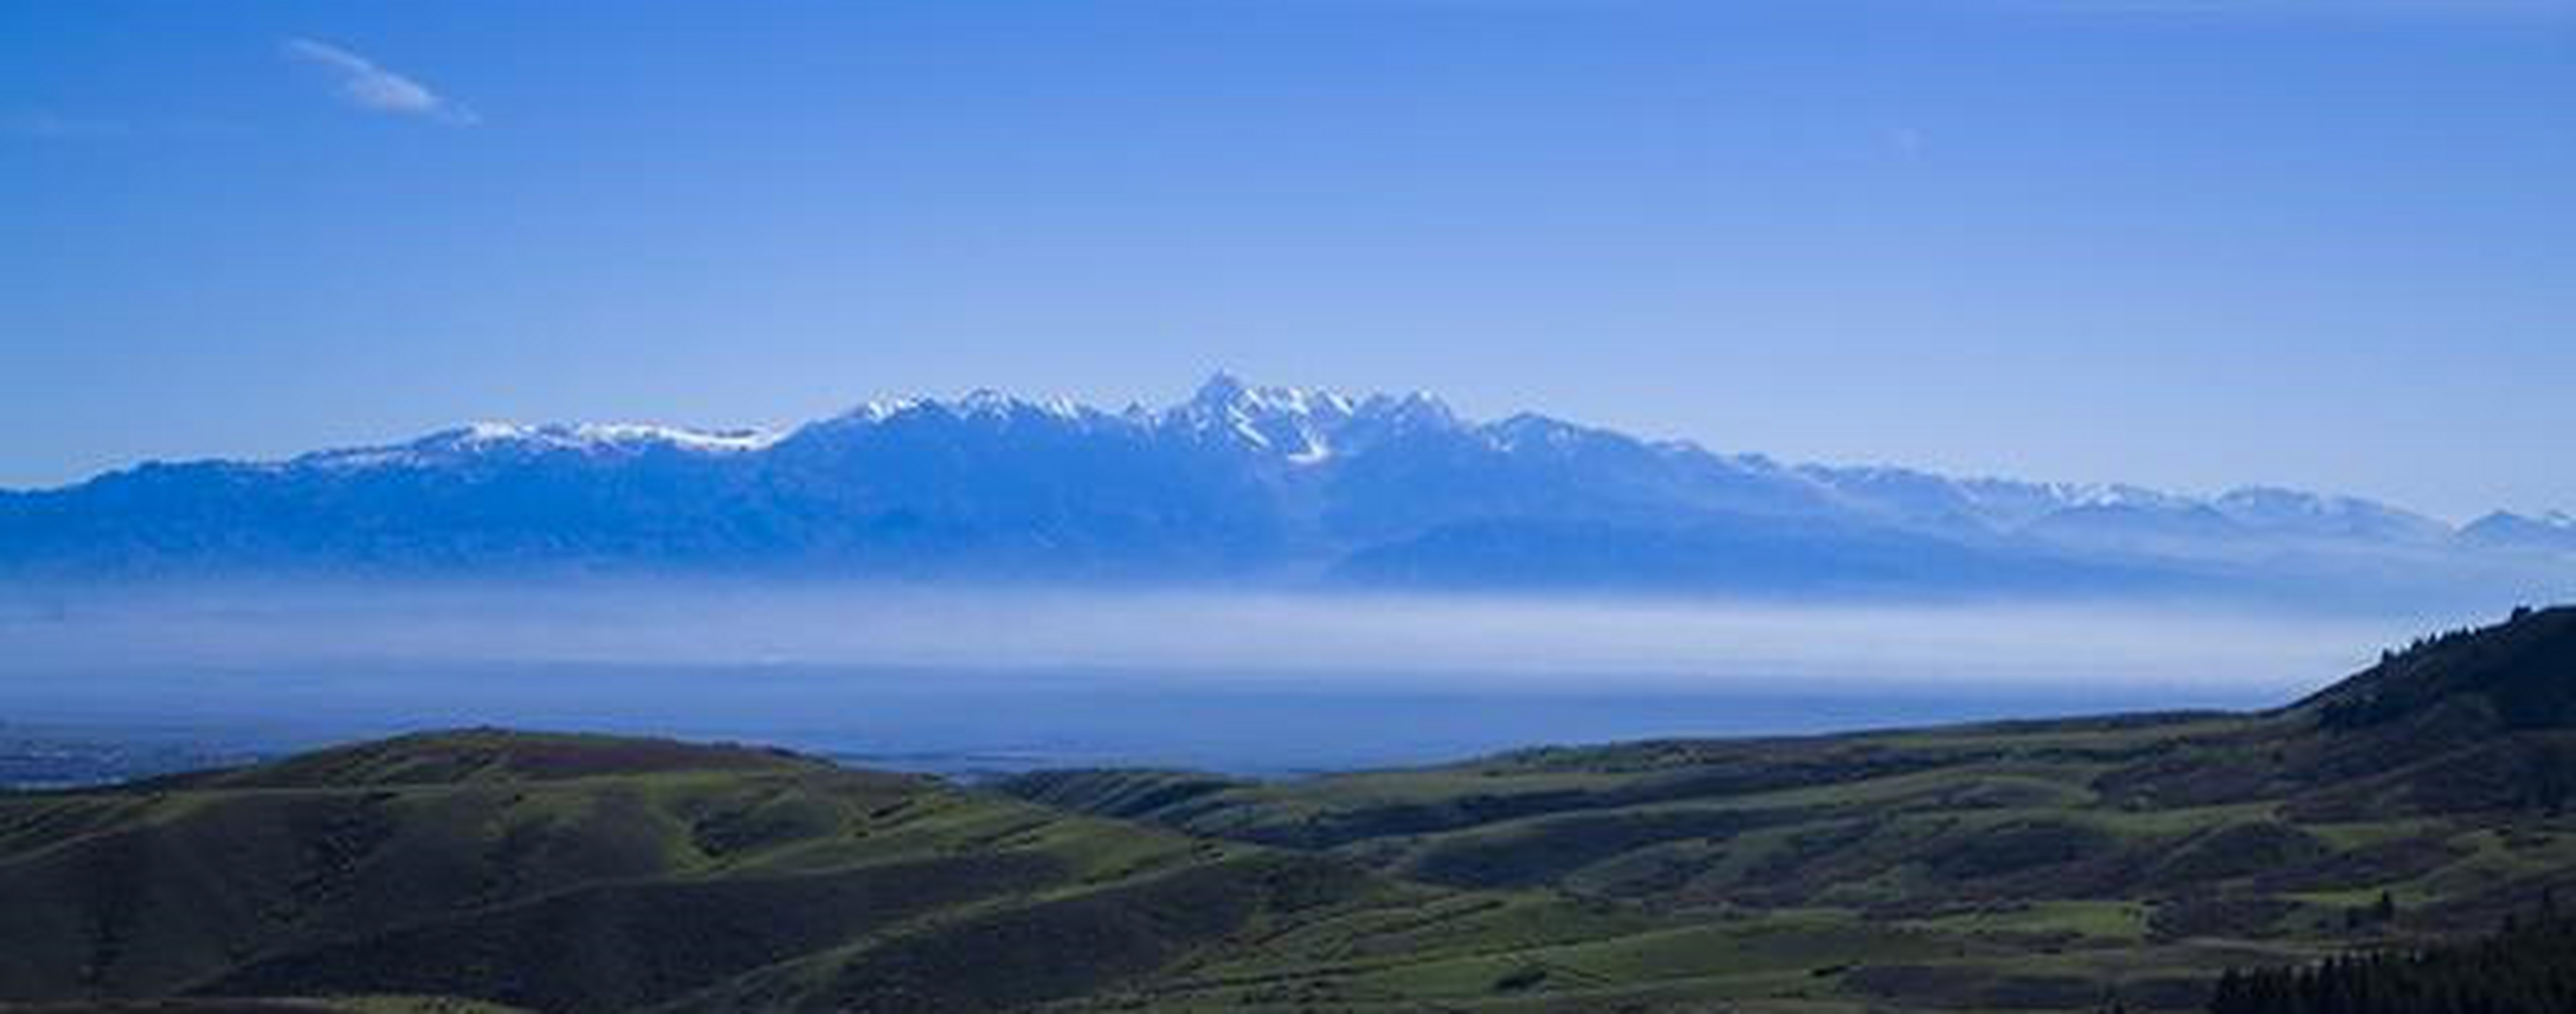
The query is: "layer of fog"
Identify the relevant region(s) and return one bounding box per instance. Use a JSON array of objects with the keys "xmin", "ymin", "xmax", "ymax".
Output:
[
  {"xmin": 0, "ymin": 581, "xmax": 2485, "ymax": 772},
  {"xmin": 1, "ymin": 581, "xmax": 2450, "ymax": 689}
]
